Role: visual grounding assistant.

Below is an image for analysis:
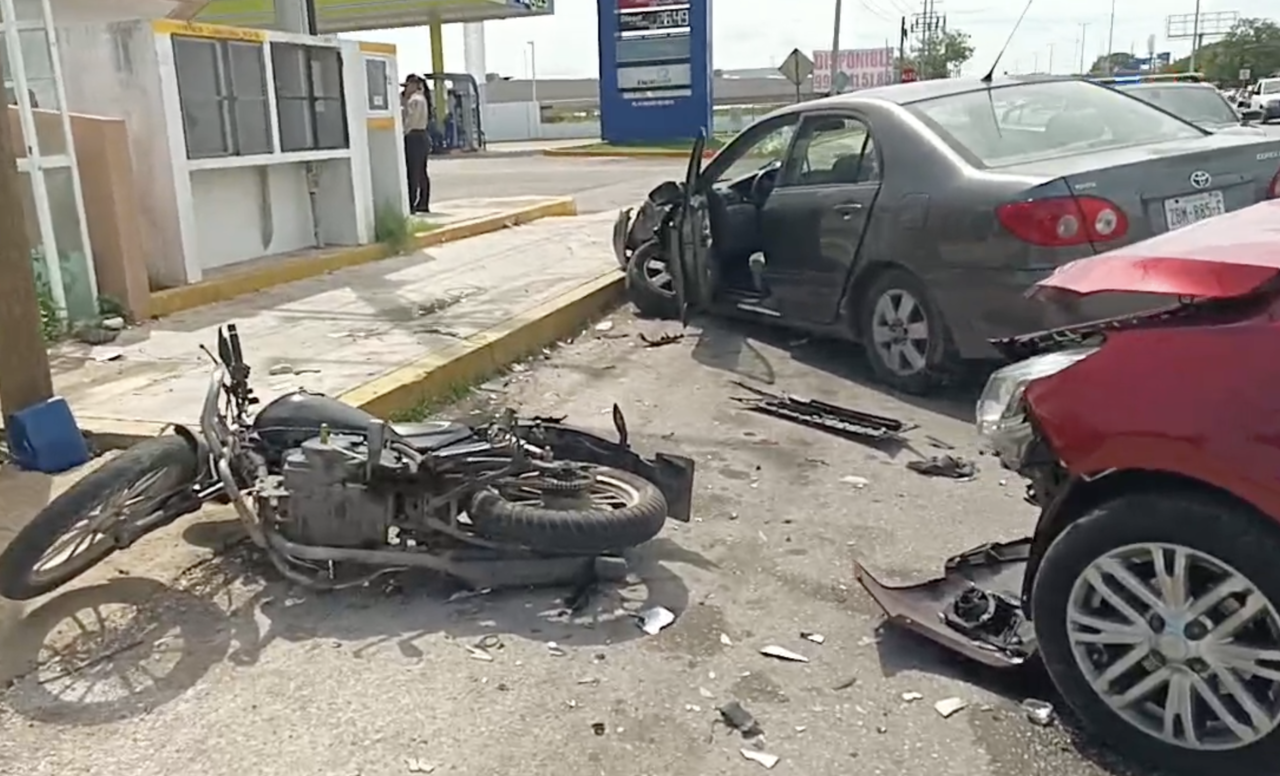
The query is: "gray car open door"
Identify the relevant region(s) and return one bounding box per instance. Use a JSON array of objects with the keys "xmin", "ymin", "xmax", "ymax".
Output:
[{"xmin": 667, "ymin": 129, "xmax": 713, "ymax": 325}]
